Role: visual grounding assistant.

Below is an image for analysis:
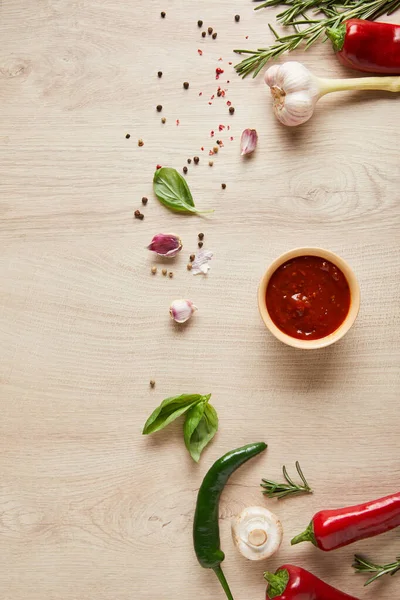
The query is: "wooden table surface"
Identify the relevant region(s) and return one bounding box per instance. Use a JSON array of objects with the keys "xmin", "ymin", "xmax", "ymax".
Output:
[{"xmin": 1, "ymin": 1, "xmax": 399, "ymax": 599}]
